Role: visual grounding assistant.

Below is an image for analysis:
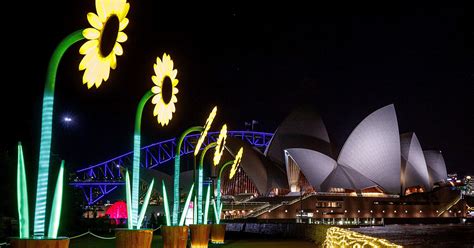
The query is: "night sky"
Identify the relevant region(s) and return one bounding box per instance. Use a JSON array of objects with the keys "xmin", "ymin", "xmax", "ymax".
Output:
[{"xmin": 2, "ymin": 1, "xmax": 474, "ymax": 205}]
